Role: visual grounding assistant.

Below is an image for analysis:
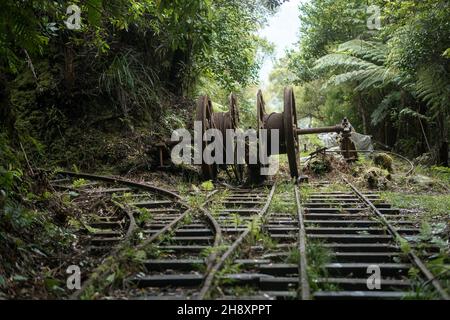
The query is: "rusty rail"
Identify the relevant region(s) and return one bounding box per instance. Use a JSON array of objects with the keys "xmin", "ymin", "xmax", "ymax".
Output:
[
  {"xmin": 343, "ymin": 177, "xmax": 449, "ymax": 300},
  {"xmin": 197, "ymin": 184, "xmax": 276, "ymax": 299},
  {"xmin": 295, "ymin": 186, "xmax": 311, "ymax": 300}
]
